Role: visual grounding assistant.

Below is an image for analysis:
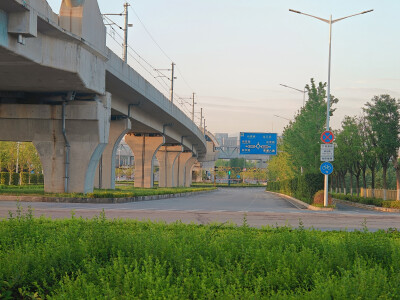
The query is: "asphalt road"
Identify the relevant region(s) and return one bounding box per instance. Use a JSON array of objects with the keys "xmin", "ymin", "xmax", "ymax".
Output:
[{"xmin": 1, "ymin": 188, "xmax": 399, "ymax": 231}]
